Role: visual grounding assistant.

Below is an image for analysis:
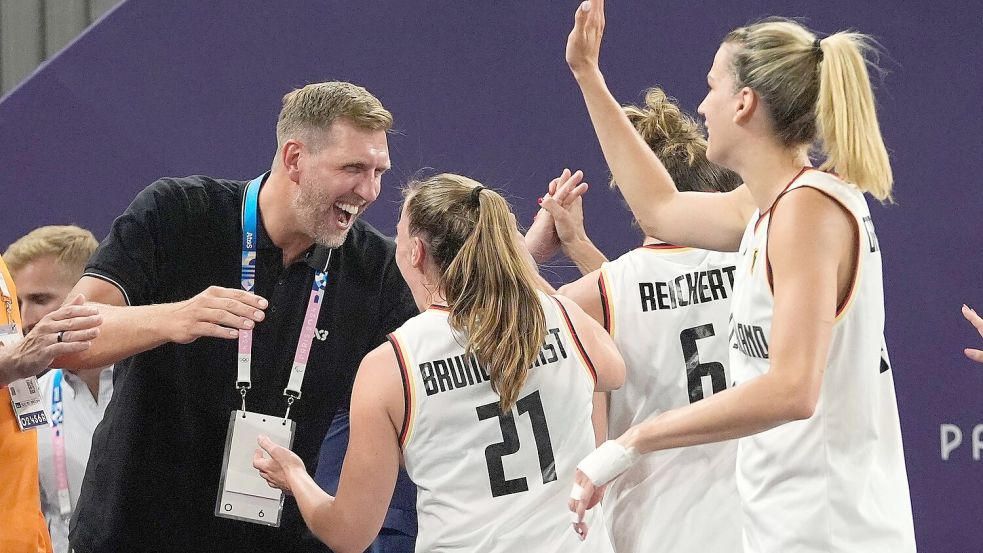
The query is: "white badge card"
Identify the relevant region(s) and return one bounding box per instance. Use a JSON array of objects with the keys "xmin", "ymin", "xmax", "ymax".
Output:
[
  {"xmin": 1, "ymin": 330, "xmax": 49, "ymax": 431},
  {"xmin": 216, "ymin": 410, "xmax": 295, "ymax": 527}
]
